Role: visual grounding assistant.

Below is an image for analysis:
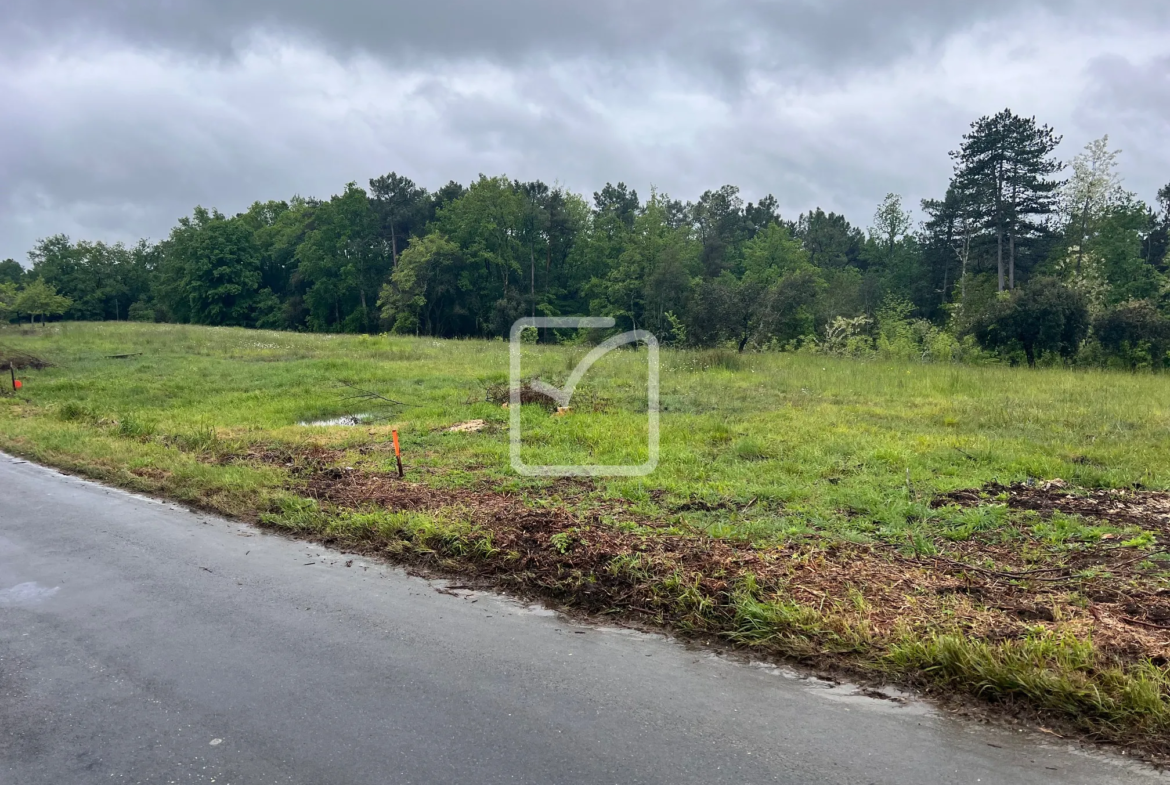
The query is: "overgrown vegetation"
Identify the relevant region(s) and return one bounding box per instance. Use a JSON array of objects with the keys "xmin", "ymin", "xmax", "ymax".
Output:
[{"xmin": 3, "ymin": 322, "xmax": 1170, "ymax": 752}]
